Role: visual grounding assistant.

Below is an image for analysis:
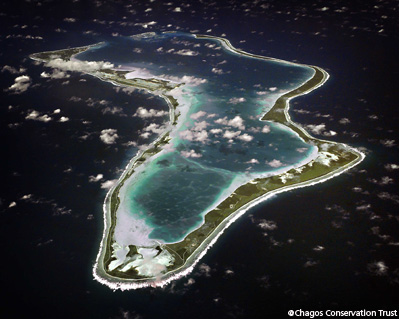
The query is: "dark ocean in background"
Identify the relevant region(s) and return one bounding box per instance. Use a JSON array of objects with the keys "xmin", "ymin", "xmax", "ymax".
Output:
[{"xmin": 1, "ymin": 0, "xmax": 398, "ymax": 318}]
